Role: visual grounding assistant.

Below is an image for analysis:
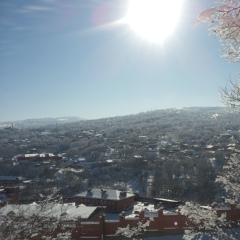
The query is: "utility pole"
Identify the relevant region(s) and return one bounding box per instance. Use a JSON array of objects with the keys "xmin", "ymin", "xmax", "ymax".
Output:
[{"xmin": 101, "ymin": 187, "xmax": 104, "ymax": 240}]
